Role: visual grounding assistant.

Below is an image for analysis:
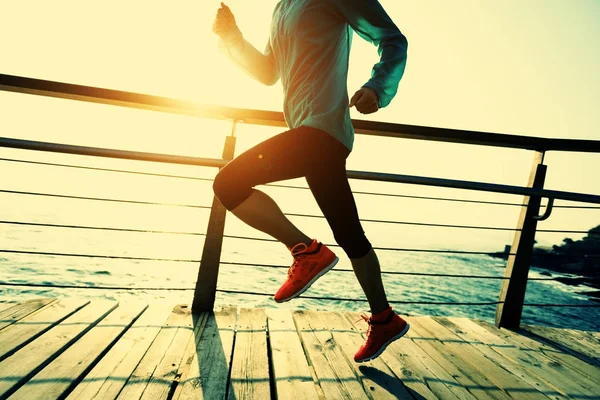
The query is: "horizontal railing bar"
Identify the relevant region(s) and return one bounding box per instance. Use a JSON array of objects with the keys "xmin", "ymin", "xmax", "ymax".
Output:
[
  {"xmin": 0, "ymin": 281, "xmax": 192, "ymax": 291},
  {"xmin": 2, "ymin": 73, "xmax": 600, "ymax": 153},
  {"xmin": 0, "ymin": 221, "xmax": 206, "ymax": 236},
  {"xmin": 0, "ymin": 248, "xmax": 499, "ymax": 261},
  {"xmin": 1, "ymin": 282, "xmax": 596, "ymax": 307},
  {"xmin": 219, "ymin": 261, "xmax": 562, "ymax": 281},
  {"xmin": 271, "ymin": 182, "xmax": 531, "ymax": 206},
  {"xmin": 0, "ymin": 189, "xmax": 213, "ymax": 209},
  {"xmin": 0, "ymin": 137, "xmax": 227, "ymax": 168},
  {"xmin": 0, "ymin": 249, "xmax": 201, "ymax": 262},
  {"xmin": 6, "ymin": 215, "xmax": 591, "ymax": 235},
  {"xmin": 3, "ymin": 137, "xmax": 599, "ymax": 205},
  {"xmin": 215, "ymin": 289, "xmax": 600, "ymax": 307},
  {"xmin": 5, "ymin": 157, "xmax": 599, "ymax": 210},
  {"xmin": 1, "ymin": 249, "xmax": 593, "ymax": 279},
  {"xmin": 0, "ymin": 157, "xmax": 215, "ymax": 182},
  {"xmin": 285, "ymin": 213, "xmax": 593, "ymax": 234},
  {"xmin": 216, "ymin": 288, "xmax": 503, "ymax": 305},
  {"xmin": 348, "ymin": 170, "xmax": 600, "ymax": 205},
  {"xmin": 219, "ymin": 235, "xmax": 600, "ymax": 257}
]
